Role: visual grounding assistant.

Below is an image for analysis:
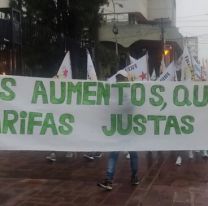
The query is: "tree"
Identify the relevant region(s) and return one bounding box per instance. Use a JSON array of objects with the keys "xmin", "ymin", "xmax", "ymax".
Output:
[{"xmin": 10, "ymin": 0, "xmax": 106, "ymax": 77}]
